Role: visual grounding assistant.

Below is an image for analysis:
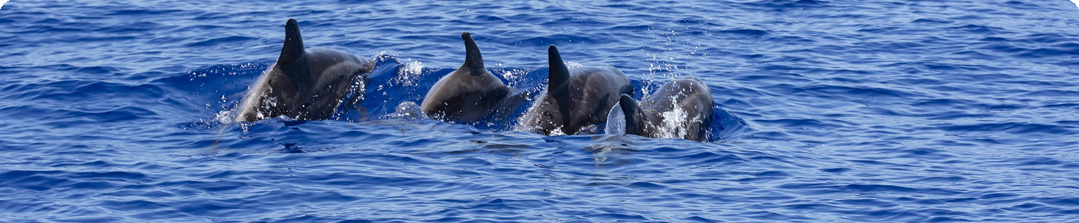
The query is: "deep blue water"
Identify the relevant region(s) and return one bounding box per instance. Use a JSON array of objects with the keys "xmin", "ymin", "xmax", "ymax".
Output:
[{"xmin": 3, "ymin": 0, "xmax": 1079, "ymax": 221}]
